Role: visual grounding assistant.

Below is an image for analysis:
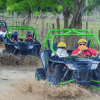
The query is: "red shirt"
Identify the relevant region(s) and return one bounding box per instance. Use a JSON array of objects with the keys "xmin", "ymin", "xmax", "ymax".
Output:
[{"xmin": 71, "ymin": 48, "xmax": 98, "ymax": 56}]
